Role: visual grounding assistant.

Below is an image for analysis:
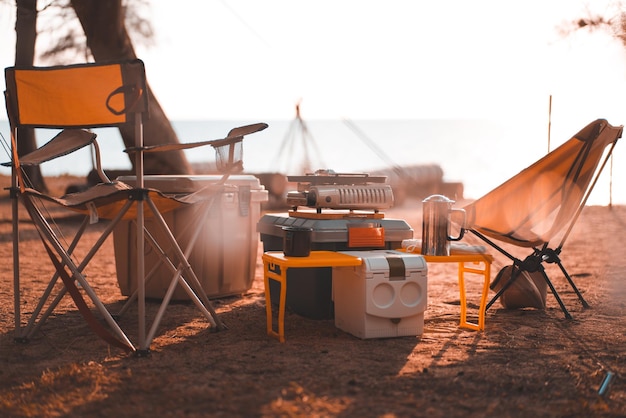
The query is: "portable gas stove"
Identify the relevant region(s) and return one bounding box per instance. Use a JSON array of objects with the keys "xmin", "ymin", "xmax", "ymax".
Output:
[{"xmin": 286, "ymin": 170, "xmax": 394, "ymax": 219}]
